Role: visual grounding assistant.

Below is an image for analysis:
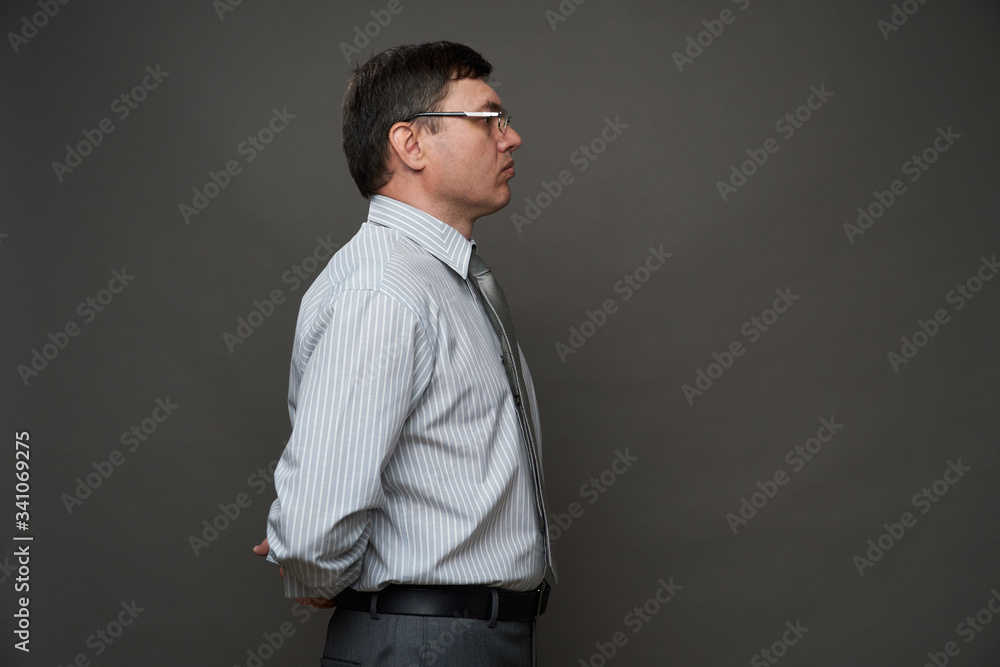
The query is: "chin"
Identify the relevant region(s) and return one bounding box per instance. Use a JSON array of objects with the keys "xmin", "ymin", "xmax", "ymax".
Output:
[
  {"xmin": 494, "ymin": 192, "xmax": 512, "ymax": 213},
  {"xmin": 474, "ymin": 185, "xmax": 512, "ymax": 218}
]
